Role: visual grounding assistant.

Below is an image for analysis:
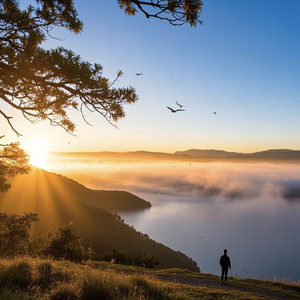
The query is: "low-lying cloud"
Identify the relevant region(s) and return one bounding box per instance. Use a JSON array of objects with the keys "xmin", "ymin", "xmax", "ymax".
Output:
[{"xmin": 51, "ymin": 160, "xmax": 300, "ymax": 204}]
